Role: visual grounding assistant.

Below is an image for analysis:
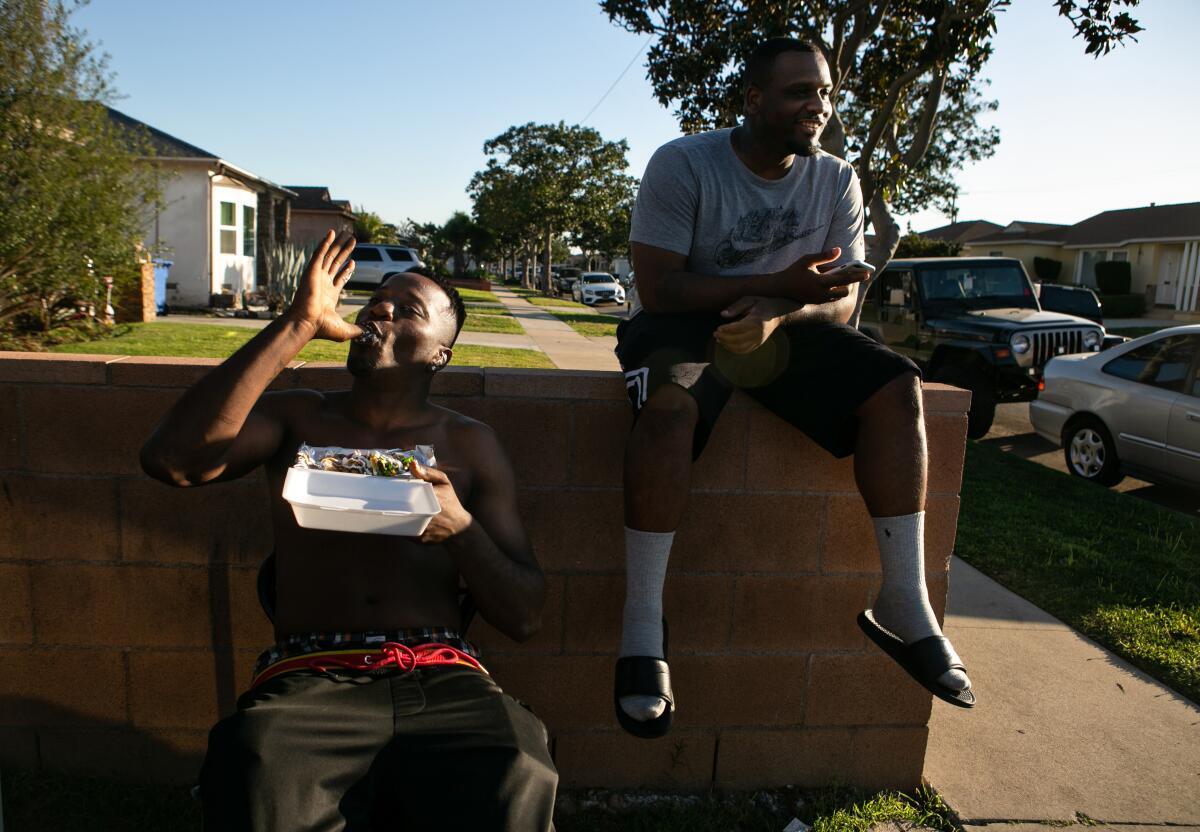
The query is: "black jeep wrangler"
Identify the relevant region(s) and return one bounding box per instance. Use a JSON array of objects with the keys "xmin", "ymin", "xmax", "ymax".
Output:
[{"xmin": 858, "ymin": 257, "xmax": 1107, "ymax": 439}]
